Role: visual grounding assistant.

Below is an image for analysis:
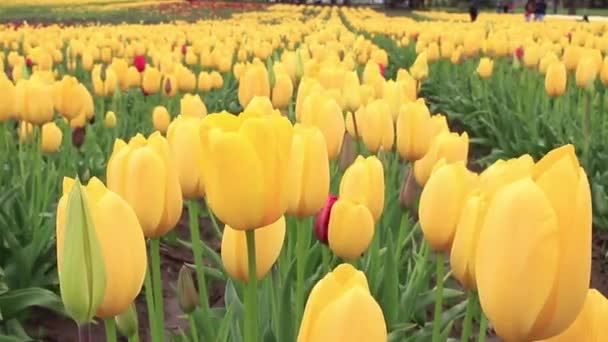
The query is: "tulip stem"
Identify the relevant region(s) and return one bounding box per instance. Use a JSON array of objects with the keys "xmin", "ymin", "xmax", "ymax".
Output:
[
  {"xmin": 245, "ymin": 230, "xmax": 259, "ymax": 342},
  {"xmin": 478, "ymin": 311, "xmax": 488, "ymax": 342},
  {"xmin": 583, "ymin": 91, "xmax": 592, "ymax": 170},
  {"xmin": 432, "ymin": 253, "xmax": 445, "ymax": 342},
  {"xmin": 189, "ymin": 315, "xmax": 200, "ymax": 342},
  {"xmin": 150, "ymin": 239, "xmax": 165, "ymax": 340},
  {"xmin": 143, "ymin": 267, "xmax": 159, "ymax": 342},
  {"xmin": 77, "ymin": 324, "xmax": 86, "ymax": 342},
  {"xmin": 105, "ymin": 318, "xmax": 117, "ymax": 342},
  {"xmin": 204, "ymin": 199, "xmax": 223, "ymax": 239},
  {"xmin": 460, "ymin": 291, "xmax": 475, "ymax": 342},
  {"xmin": 188, "ymin": 200, "xmax": 210, "ymax": 310},
  {"xmin": 295, "ymin": 219, "xmax": 307, "ymax": 327}
]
